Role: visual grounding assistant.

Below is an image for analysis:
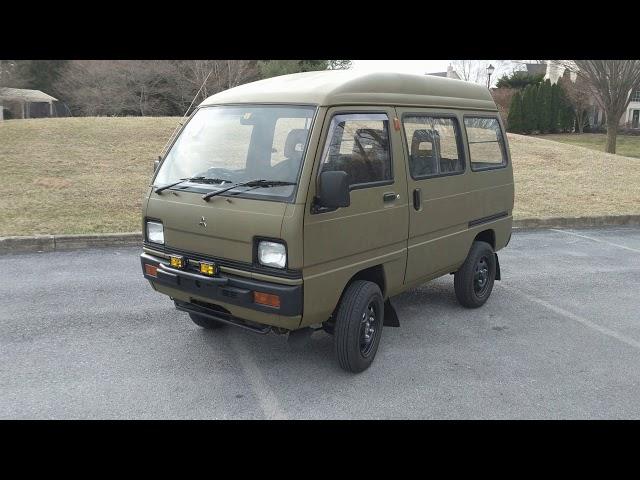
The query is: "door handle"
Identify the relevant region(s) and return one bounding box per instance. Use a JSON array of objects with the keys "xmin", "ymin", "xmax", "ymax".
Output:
[
  {"xmin": 383, "ymin": 192, "xmax": 399, "ymax": 202},
  {"xmin": 413, "ymin": 188, "xmax": 422, "ymax": 211}
]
